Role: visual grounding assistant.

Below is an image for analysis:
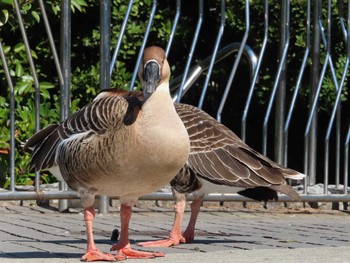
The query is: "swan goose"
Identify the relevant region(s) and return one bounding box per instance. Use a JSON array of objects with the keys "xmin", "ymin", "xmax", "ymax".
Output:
[
  {"xmin": 138, "ymin": 103, "xmax": 304, "ymax": 248},
  {"xmin": 24, "ymin": 46, "xmax": 190, "ymax": 261}
]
